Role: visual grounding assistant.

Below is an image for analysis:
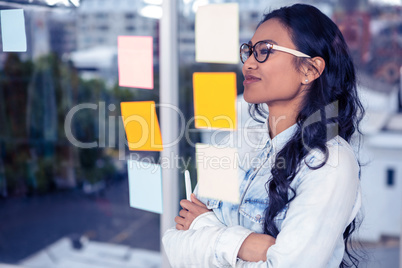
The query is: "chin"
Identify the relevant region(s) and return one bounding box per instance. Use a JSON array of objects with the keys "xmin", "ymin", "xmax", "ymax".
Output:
[
  {"xmin": 243, "ymin": 91, "xmax": 255, "ymax": 104},
  {"xmin": 243, "ymin": 92, "xmax": 267, "ymax": 105}
]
